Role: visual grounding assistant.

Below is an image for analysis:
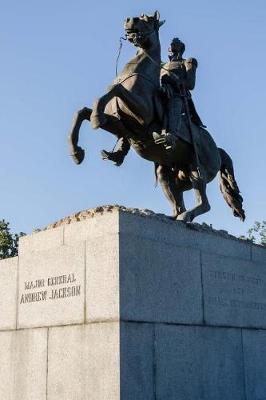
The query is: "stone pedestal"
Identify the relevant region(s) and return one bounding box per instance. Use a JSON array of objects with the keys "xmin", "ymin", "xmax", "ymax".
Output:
[{"xmin": 1, "ymin": 206, "xmax": 266, "ymax": 399}]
